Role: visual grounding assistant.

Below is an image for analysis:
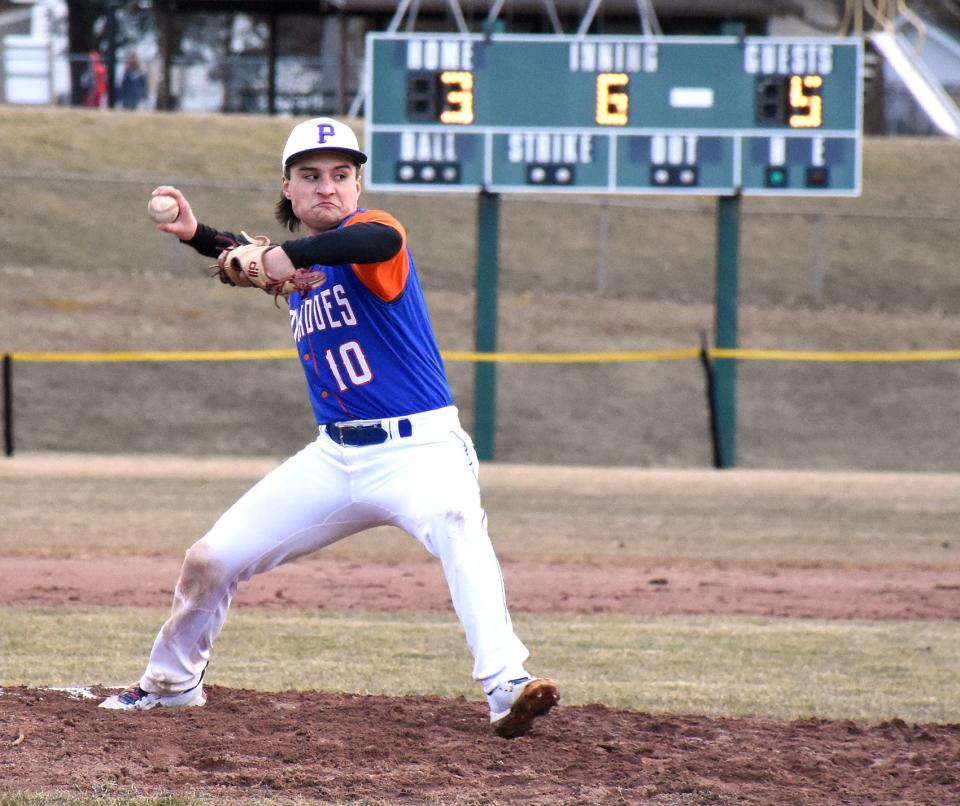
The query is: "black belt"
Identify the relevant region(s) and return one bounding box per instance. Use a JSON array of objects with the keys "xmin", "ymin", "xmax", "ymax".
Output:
[{"xmin": 325, "ymin": 418, "xmax": 412, "ymax": 447}]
